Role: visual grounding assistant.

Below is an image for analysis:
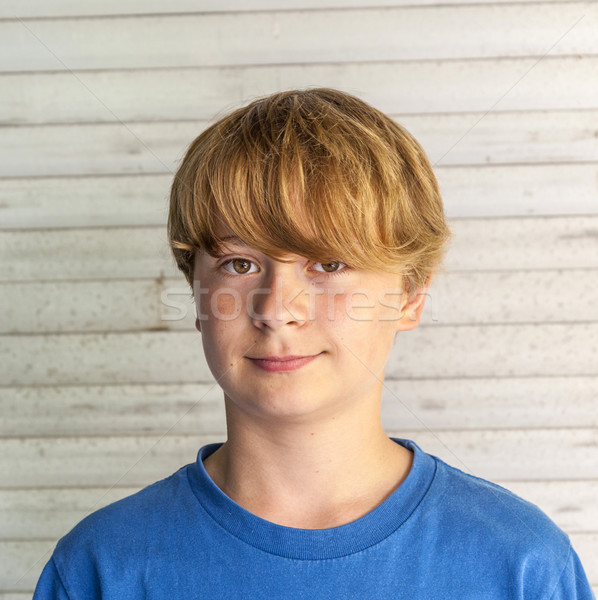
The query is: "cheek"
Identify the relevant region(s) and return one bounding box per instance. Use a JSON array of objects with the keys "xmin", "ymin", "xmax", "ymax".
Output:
[
  {"xmin": 198, "ymin": 290, "xmax": 243, "ymax": 320},
  {"xmin": 311, "ymin": 291, "xmax": 361, "ymax": 342},
  {"xmin": 320, "ymin": 290, "xmax": 399, "ymax": 342},
  {"xmin": 214, "ymin": 291, "xmax": 241, "ymax": 318},
  {"xmin": 312, "ymin": 290, "xmax": 351, "ymax": 326}
]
